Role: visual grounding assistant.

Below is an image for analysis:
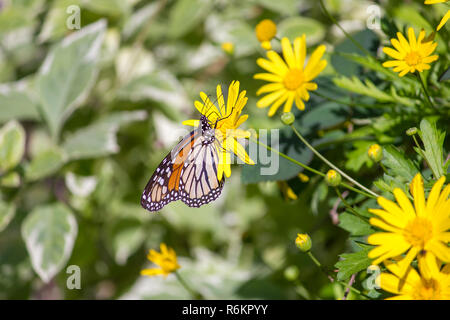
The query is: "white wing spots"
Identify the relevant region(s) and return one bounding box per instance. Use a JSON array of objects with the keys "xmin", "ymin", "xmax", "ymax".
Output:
[{"xmin": 141, "ymin": 117, "xmax": 224, "ymax": 212}]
